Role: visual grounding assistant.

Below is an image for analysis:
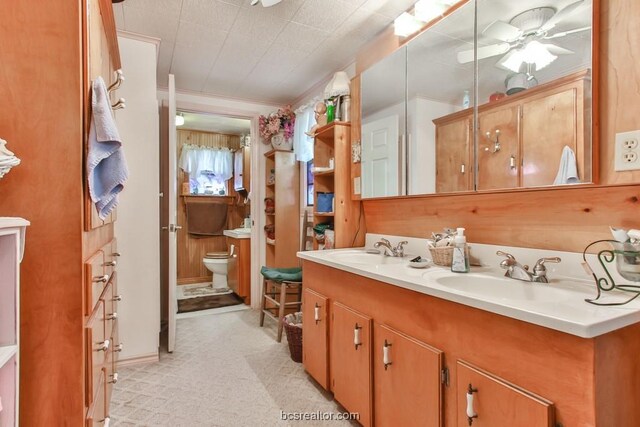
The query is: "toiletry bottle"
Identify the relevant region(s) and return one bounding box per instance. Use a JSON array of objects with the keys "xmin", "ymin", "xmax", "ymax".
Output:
[
  {"xmin": 451, "ymin": 227, "xmax": 470, "ymax": 273},
  {"xmin": 462, "ymin": 90, "xmax": 470, "ymax": 109}
]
